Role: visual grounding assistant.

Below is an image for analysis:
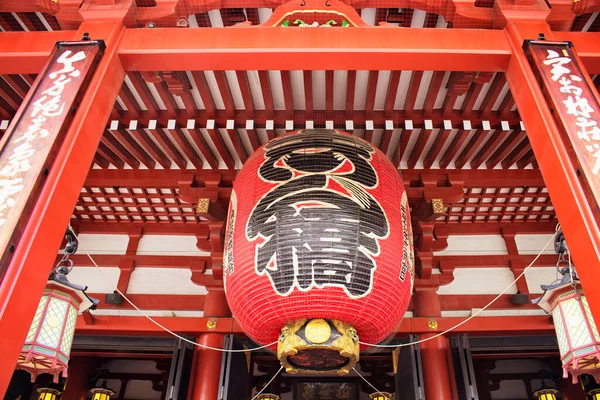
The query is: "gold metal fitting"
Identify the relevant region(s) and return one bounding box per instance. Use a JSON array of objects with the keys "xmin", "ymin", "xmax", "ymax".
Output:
[
  {"xmin": 196, "ymin": 198, "xmax": 210, "ymax": 214},
  {"xmin": 431, "ymin": 198, "xmax": 445, "ymax": 215},
  {"xmin": 206, "ymin": 318, "xmax": 217, "ymax": 330},
  {"xmin": 427, "ymin": 319, "xmax": 438, "ymax": 330},
  {"xmin": 277, "ymin": 319, "xmax": 359, "ymax": 375}
]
